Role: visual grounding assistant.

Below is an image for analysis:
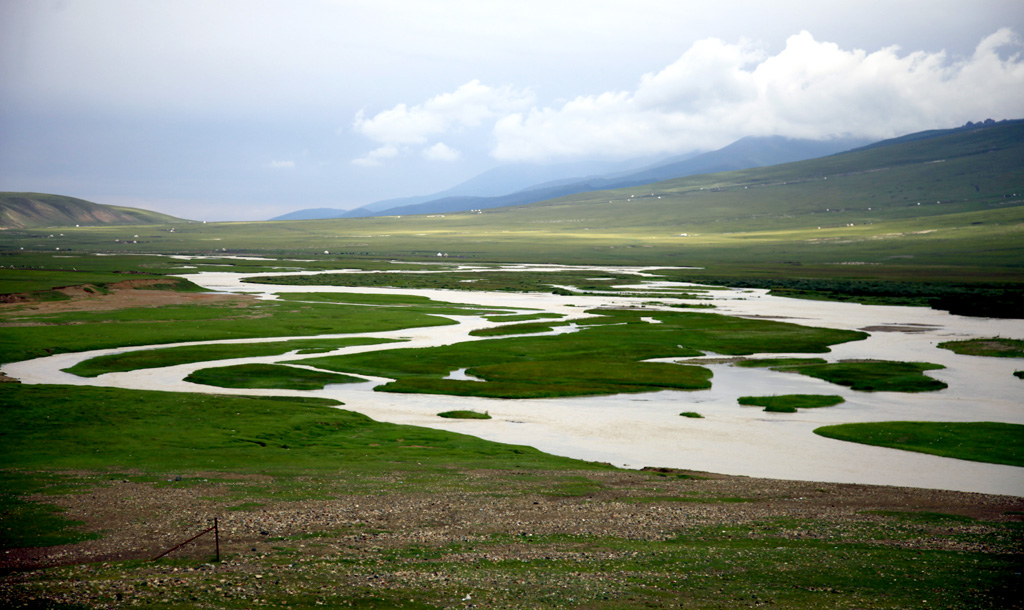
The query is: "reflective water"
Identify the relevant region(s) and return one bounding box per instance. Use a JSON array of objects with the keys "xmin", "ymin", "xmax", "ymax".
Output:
[{"xmin": 5, "ymin": 267, "xmax": 1022, "ymax": 496}]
